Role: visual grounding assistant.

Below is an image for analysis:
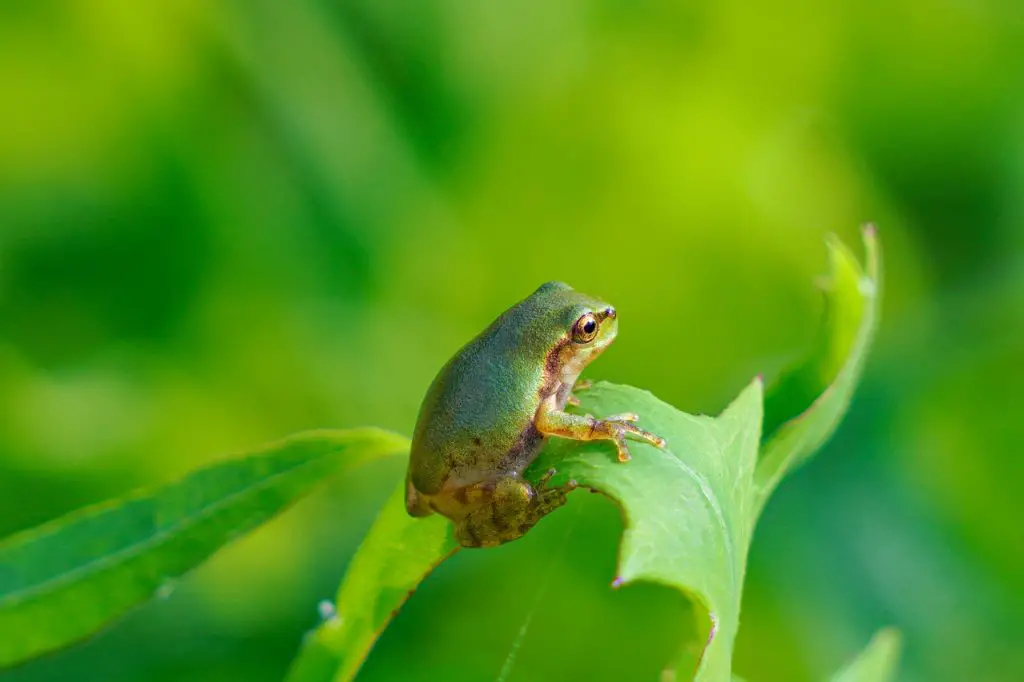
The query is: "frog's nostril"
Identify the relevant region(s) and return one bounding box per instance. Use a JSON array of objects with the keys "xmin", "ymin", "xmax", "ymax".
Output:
[{"xmin": 604, "ymin": 307, "xmax": 616, "ymax": 319}]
